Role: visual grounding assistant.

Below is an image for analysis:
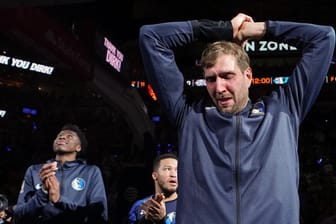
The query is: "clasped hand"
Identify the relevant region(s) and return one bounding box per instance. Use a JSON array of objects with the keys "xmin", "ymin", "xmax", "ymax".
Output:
[
  {"xmin": 39, "ymin": 161, "xmax": 60, "ymax": 203},
  {"xmin": 231, "ymin": 13, "xmax": 266, "ymax": 46},
  {"xmin": 141, "ymin": 193, "xmax": 166, "ymax": 222}
]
